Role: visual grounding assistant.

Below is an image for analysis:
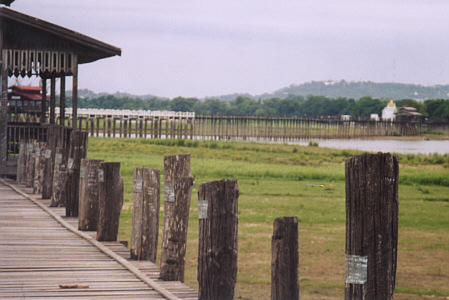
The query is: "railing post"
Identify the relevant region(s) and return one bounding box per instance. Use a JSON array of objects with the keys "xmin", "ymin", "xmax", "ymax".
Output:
[
  {"xmin": 25, "ymin": 140, "xmax": 36, "ymax": 188},
  {"xmin": 65, "ymin": 131, "xmax": 88, "ymax": 217},
  {"xmin": 33, "ymin": 141, "xmax": 46, "ymax": 195},
  {"xmin": 345, "ymin": 153, "xmax": 399, "ymax": 300},
  {"xmin": 160, "ymin": 154, "xmax": 194, "ymax": 282},
  {"xmin": 130, "ymin": 167, "xmax": 160, "ymax": 262},
  {"xmin": 96, "ymin": 162, "xmax": 124, "ymax": 241},
  {"xmin": 78, "ymin": 158, "xmax": 103, "ymax": 231},
  {"xmin": 50, "ymin": 146, "xmax": 68, "ymax": 207},
  {"xmin": 197, "ymin": 179, "xmax": 239, "ymax": 300},
  {"xmin": 42, "ymin": 126, "xmax": 63, "ymax": 199},
  {"xmin": 271, "ymin": 216, "xmax": 299, "ymax": 300},
  {"xmin": 16, "ymin": 139, "xmax": 28, "ymax": 183}
]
